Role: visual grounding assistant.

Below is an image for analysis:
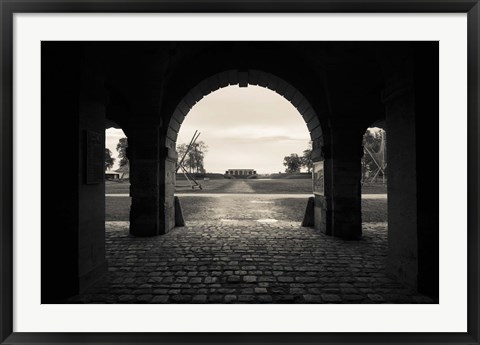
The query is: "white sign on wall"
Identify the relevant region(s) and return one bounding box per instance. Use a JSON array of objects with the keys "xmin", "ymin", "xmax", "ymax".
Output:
[{"xmin": 313, "ymin": 161, "xmax": 324, "ymax": 195}]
